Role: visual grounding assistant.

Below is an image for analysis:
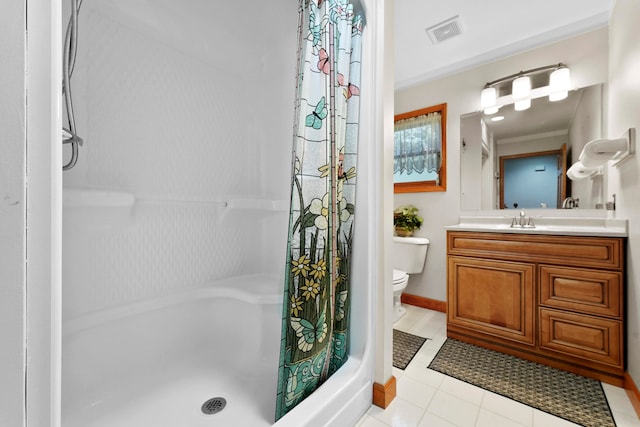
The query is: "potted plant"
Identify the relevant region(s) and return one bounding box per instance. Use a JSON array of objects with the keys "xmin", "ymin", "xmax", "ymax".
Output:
[{"xmin": 393, "ymin": 205, "xmax": 423, "ymax": 237}]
